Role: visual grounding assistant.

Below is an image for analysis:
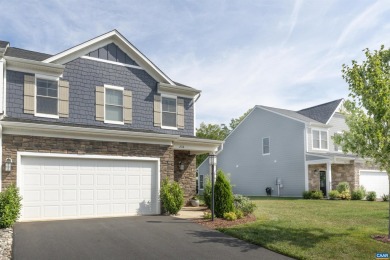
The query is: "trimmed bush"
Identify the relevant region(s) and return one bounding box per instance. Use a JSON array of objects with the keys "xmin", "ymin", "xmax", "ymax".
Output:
[
  {"xmin": 336, "ymin": 182, "xmax": 350, "ymax": 193},
  {"xmin": 366, "ymin": 191, "xmax": 377, "ymax": 201},
  {"xmin": 234, "ymin": 209, "xmax": 244, "ymax": 219},
  {"xmin": 382, "ymin": 194, "xmax": 389, "ymax": 202},
  {"xmin": 302, "ymin": 191, "xmax": 312, "ymax": 199},
  {"xmin": 203, "ymin": 177, "xmax": 212, "ymax": 209},
  {"xmin": 214, "ymin": 169, "xmax": 234, "ymax": 218},
  {"xmin": 233, "ymin": 194, "xmax": 256, "ymax": 216},
  {"xmin": 351, "ymin": 187, "xmax": 366, "ymax": 200},
  {"xmin": 160, "ymin": 179, "xmax": 184, "ymax": 215},
  {"xmin": 0, "ymin": 184, "xmax": 22, "ymax": 228},
  {"xmin": 339, "ymin": 191, "xmax": 351, "ymax": 200},
  {"xmin": 310, "ymin": 190, "xmax": 324, "ymax": 200},
  {"xmin": 329, "ymin": 190, "xmax": 339, "ymax": 200},
  {"xmin": 223, "ymin": 212, "xmax": 237, "ymax": 221}
]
